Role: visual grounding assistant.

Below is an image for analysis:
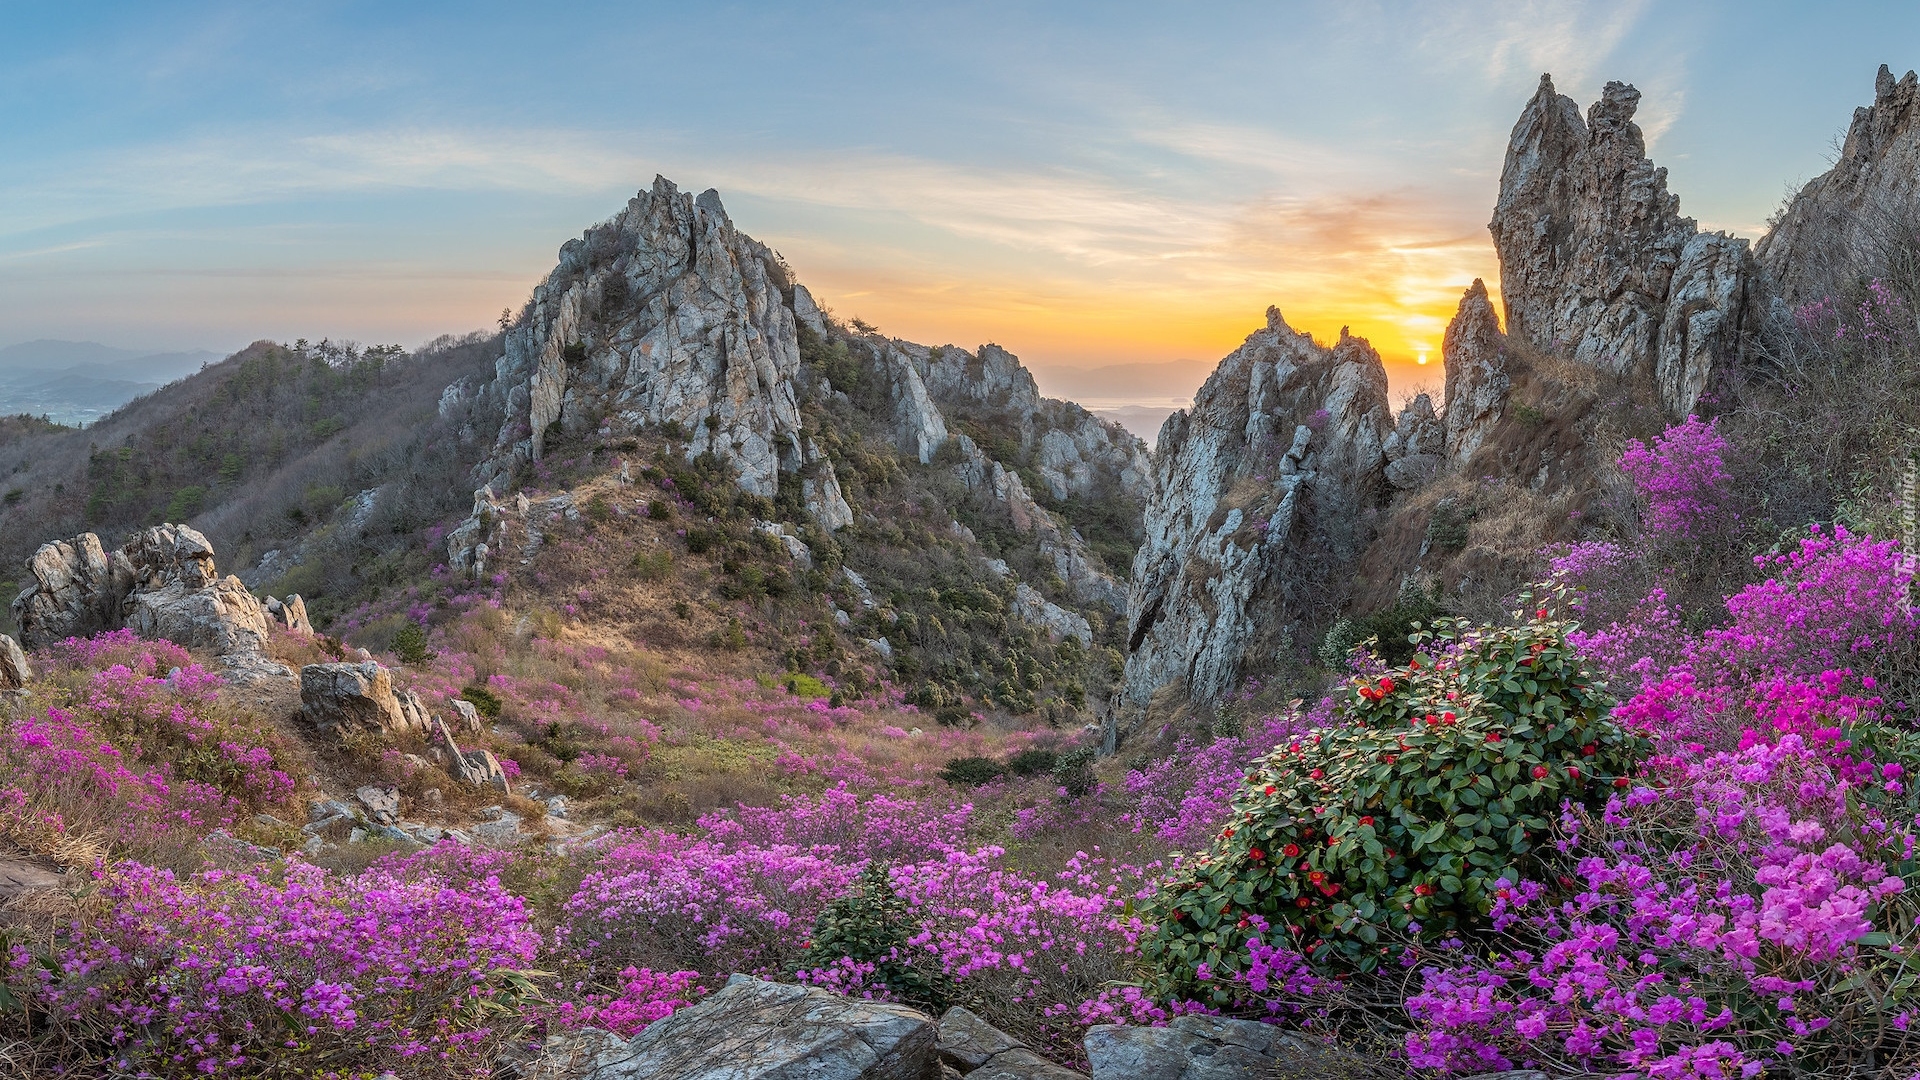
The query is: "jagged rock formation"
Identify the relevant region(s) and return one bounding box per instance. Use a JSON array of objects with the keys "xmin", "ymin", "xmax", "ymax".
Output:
[
  {"xmin": 1383, "ymin": 392, "xmax": 1444, "ymax": 490},
  {"xmin": 1491, "ymin": 76, "xmax": 1751, "ymax": 414},
  {"xmin": 471, "ymin": 176, "xmax": 854, "ymax": 529},
  {"xmin": 1123, "ymin": 311, "xmax": 1391, "ymax": 710},
  {"xmin": 300, "ymin": 661, "xmax": 434, "ymax": 737},
  {"xmin": 1440, "ymin": 279, "xmax": 1512, "ymax": 463},
  {"xmin": 263, "ymin": 594, "xmax": 312, "ymax": 633},
  {"xmin": 13, "ymin": 525, "xmax": 290, "ymax": 683},
  {"xmin": 452, "ymin": 176, "xmax": 1145, "ymax": 629},
  {"xmin": 1758, "ymin": 65, "xmax": 1920, "ymax": 303}
]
